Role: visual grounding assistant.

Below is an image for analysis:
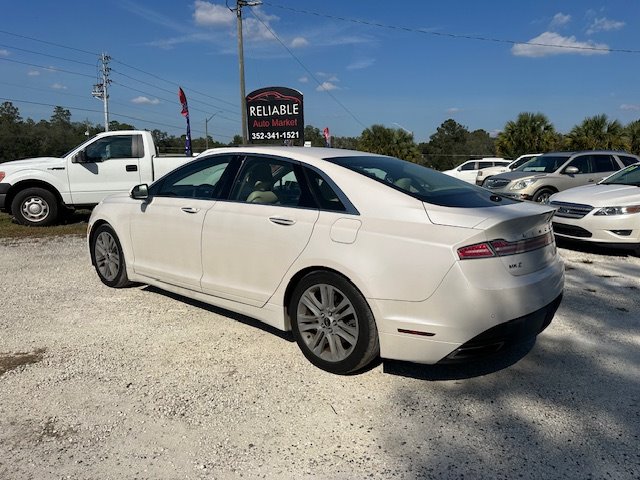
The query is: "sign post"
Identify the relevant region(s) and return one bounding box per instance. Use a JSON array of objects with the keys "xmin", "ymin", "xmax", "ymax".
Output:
[{"xmin": 246, "ymin": 87, "xmax": 304, "ymax": 145}]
